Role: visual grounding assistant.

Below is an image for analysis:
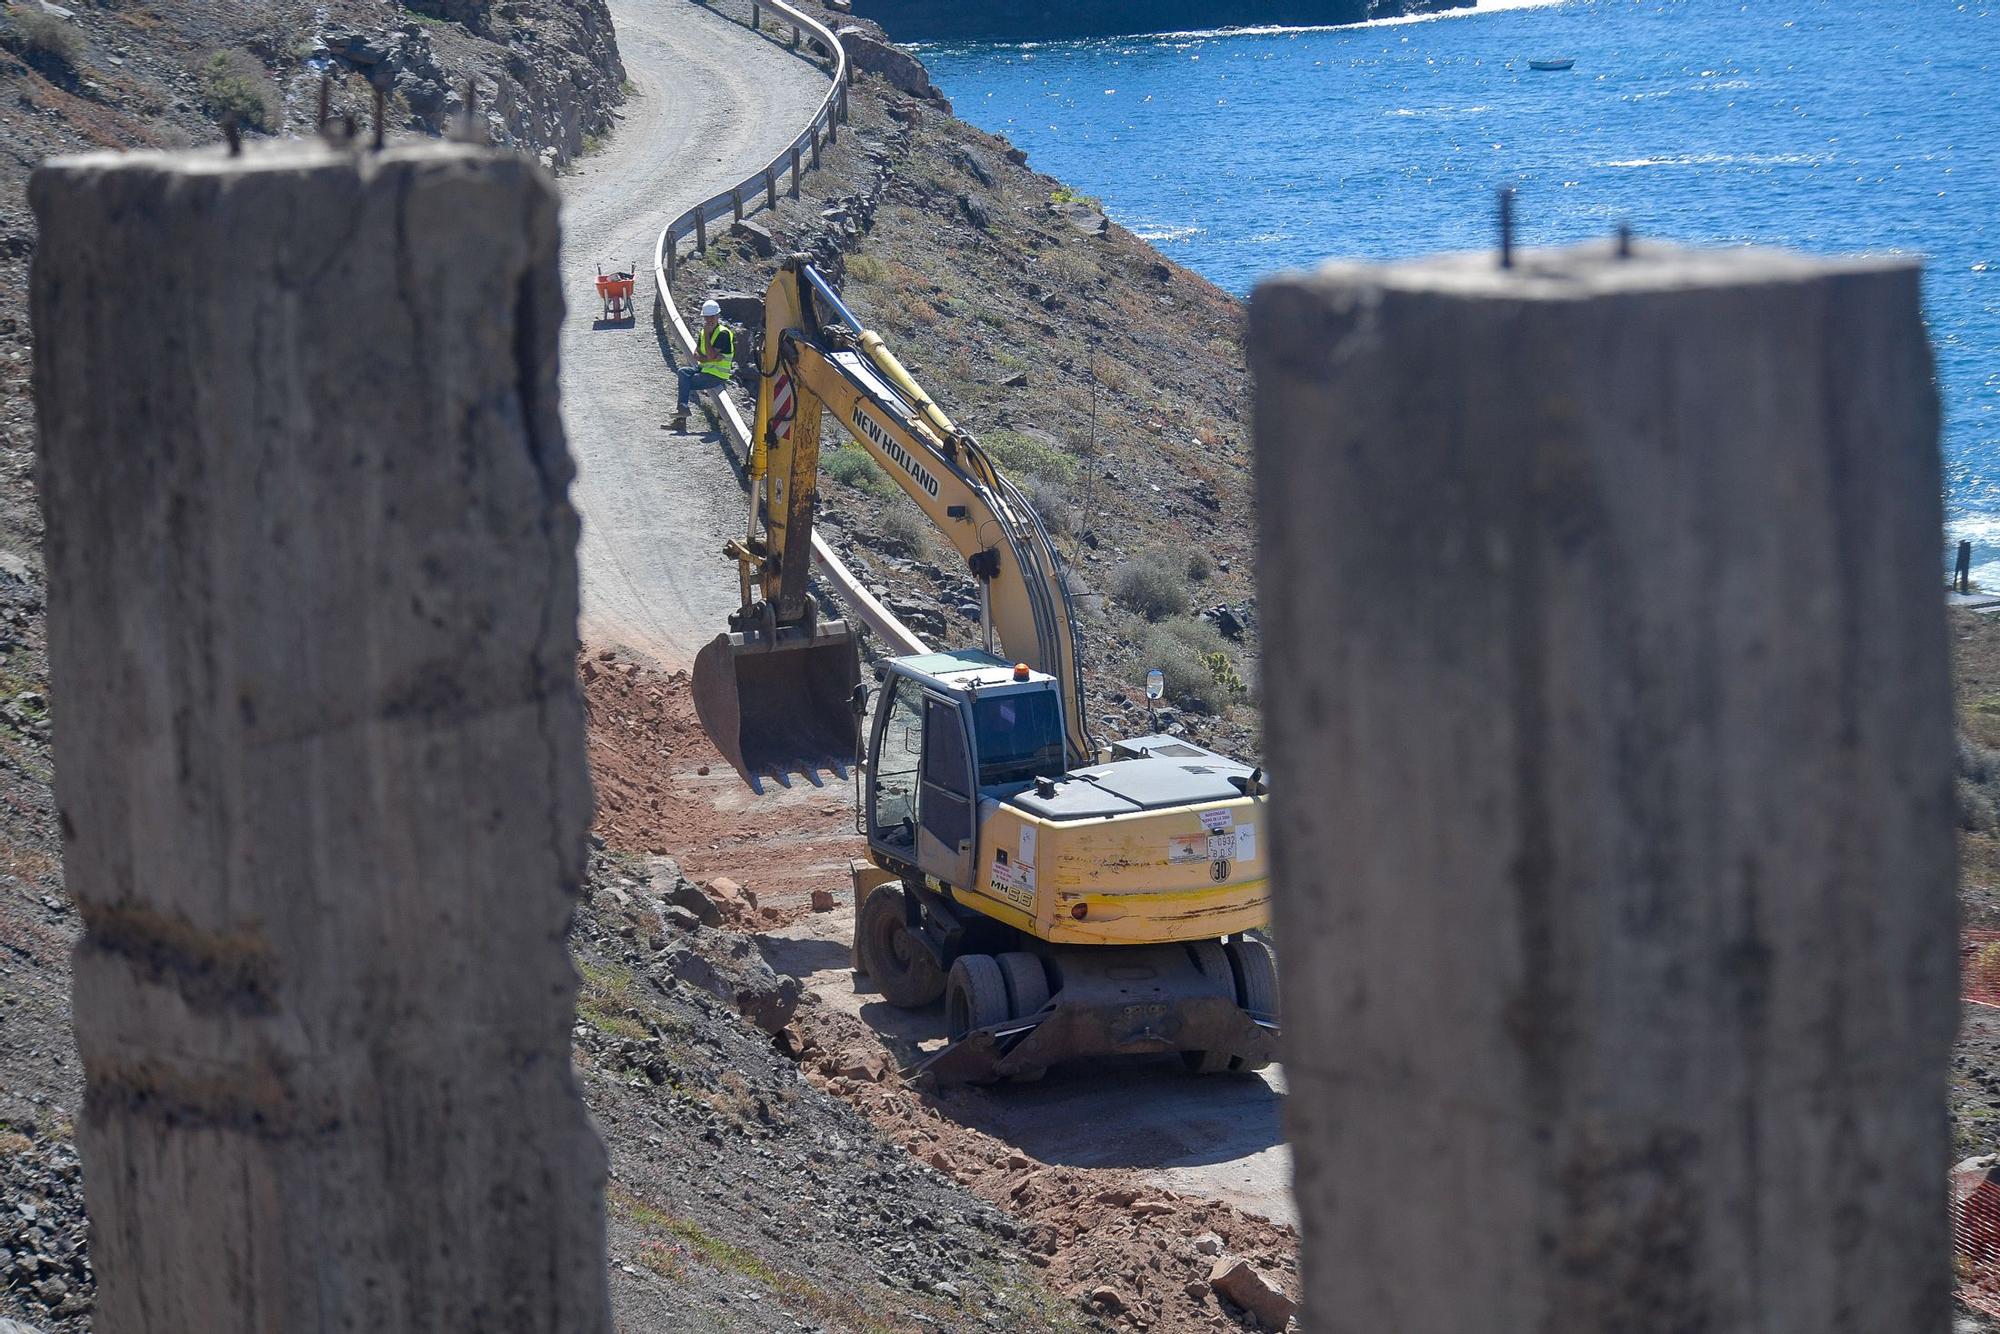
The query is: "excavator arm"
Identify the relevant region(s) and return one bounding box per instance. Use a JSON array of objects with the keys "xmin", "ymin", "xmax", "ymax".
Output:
[{"xmin": 694, "ymin": 258, "xmax": 1094, "ymax": 783}]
